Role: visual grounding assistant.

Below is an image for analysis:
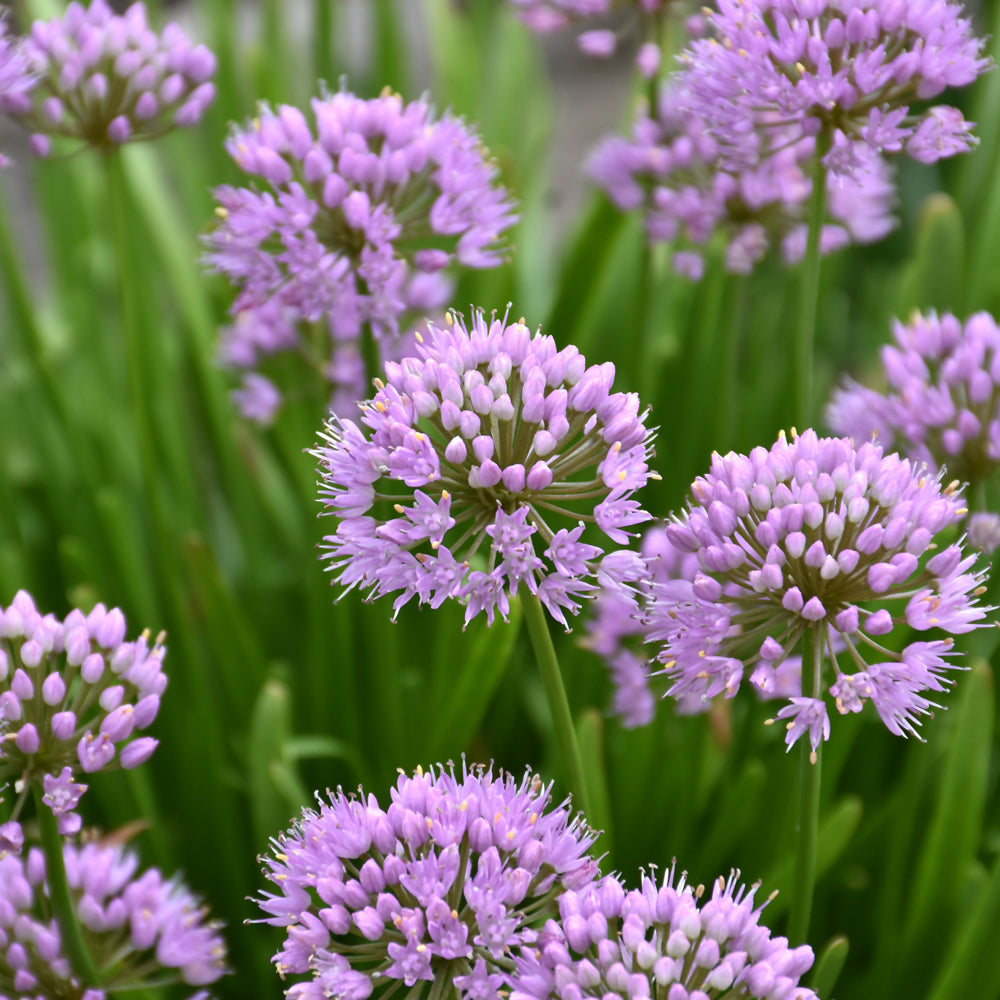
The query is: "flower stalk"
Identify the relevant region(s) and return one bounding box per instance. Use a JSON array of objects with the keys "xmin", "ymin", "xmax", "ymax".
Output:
[{"xmin": 522, "ymin": 590, "xmax": 592, "ymax": 819}]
